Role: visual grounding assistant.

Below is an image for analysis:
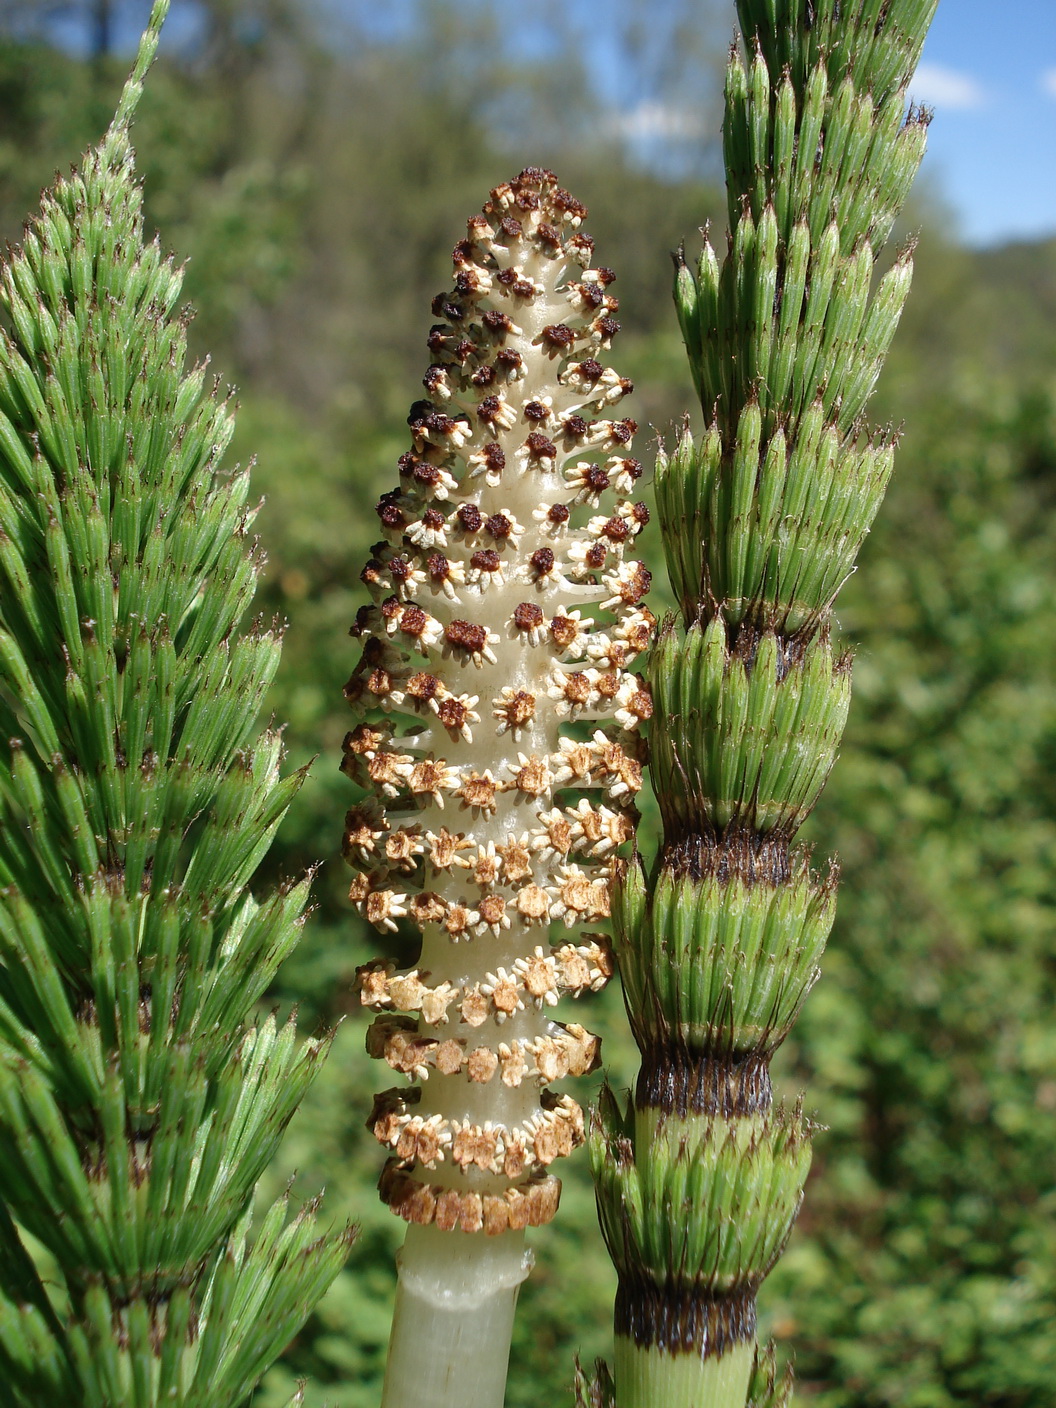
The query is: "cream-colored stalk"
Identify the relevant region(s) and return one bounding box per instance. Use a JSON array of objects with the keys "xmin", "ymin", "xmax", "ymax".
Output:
[{"xmin": 344, "ymin": 168, "xmax": 652, "ymax": 1408}]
